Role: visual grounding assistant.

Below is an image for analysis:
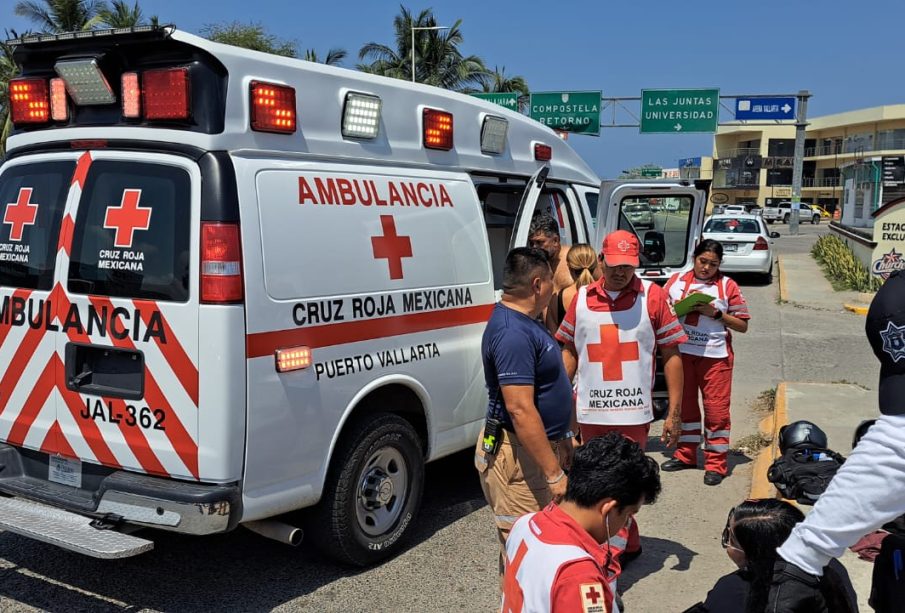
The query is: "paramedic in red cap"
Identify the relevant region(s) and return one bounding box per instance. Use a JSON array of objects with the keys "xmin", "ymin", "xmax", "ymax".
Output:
[
  {"xmin": 555, "ymin": 229, "xmax": 686, "ymax": 574},
  {"xmin": 767, "ymin": 270, "xmax": 905, "ymax": 612}
]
